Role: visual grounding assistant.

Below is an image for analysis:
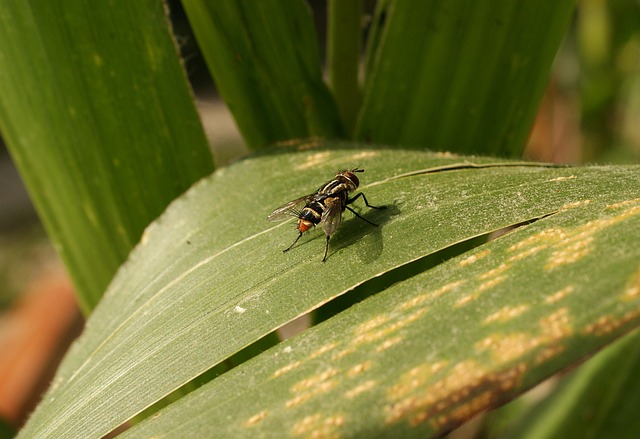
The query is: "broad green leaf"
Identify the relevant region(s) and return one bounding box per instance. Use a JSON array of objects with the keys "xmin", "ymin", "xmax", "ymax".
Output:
[
  {"xmin": 502, "ymin": 330, "xmax": 640, "ymax": 439},
  {"xmin": 18, "ymin": 145, "xmax": 640, "ymax": 438},
  {"xmin": 356, "ymin": 0, "xmax": 575, "ymax": 156},
  {"xmin": 0, "ymin": 1, "xmax": 213, "ymax": 312},
  {"xmin": 182, "ymin": 0, "xmax": 345, "ymax": 147},
  {"xmin": 124, "ymin": 183, "xmax": 640, "ymax": 438}
]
